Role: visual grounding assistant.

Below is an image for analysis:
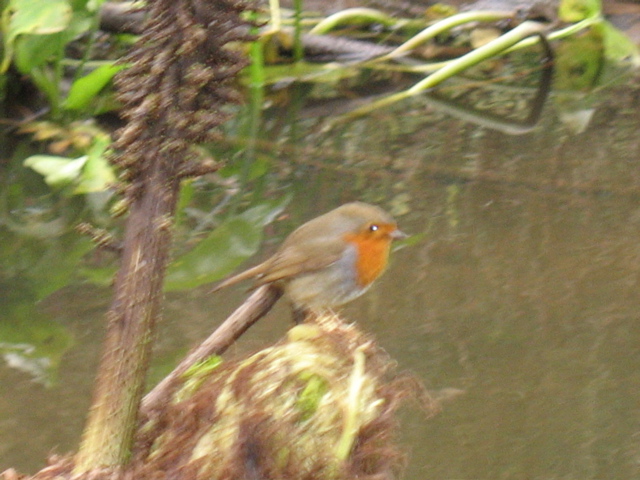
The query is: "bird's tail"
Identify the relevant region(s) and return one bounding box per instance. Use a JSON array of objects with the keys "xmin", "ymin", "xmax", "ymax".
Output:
[{"xmin": 209, "ymin": 263, "xmax": 266, "ymax": 293}]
